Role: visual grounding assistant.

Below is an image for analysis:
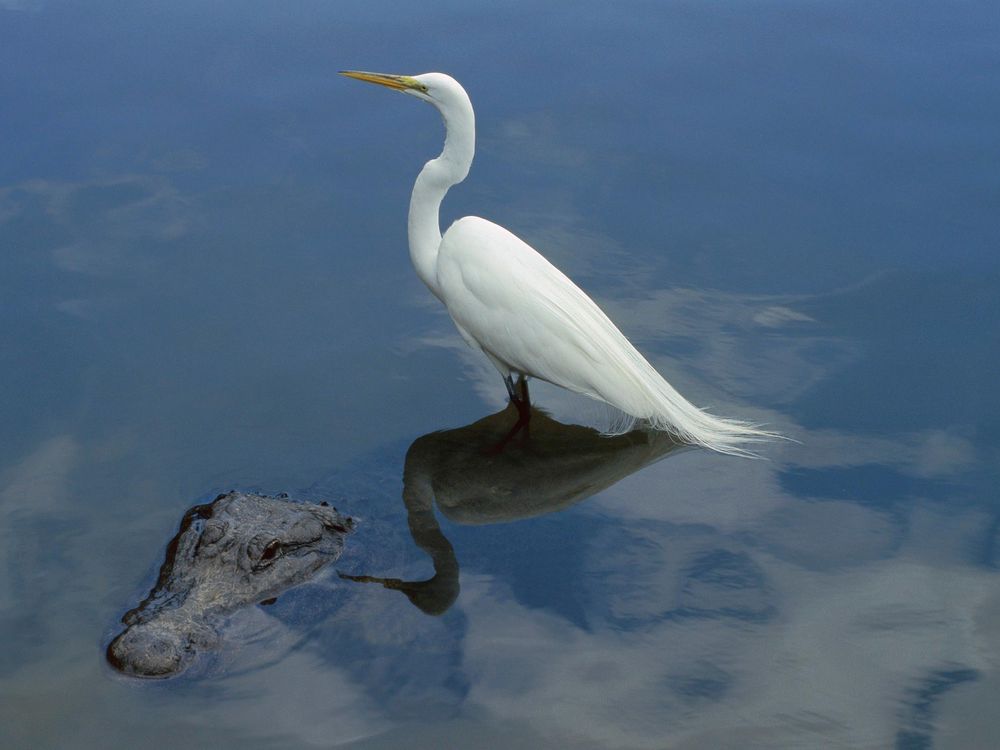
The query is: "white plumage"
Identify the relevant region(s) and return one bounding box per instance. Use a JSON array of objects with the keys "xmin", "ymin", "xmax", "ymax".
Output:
[{"xmin": 342, "ymin": 70, "xmax": 777, "ymax": 455}]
